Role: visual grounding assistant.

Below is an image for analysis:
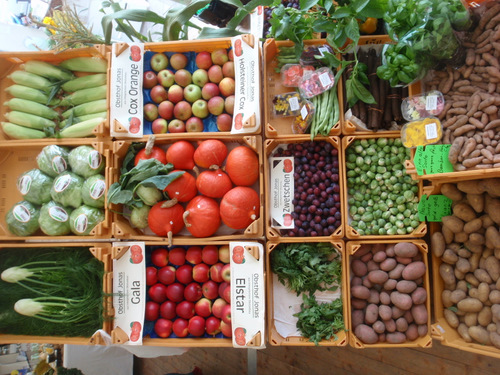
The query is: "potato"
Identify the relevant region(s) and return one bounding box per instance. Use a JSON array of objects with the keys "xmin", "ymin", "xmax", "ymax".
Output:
[
  {"xmin": 396, "ymin": 280, "xmax": 417, "ymax": 294},
  {"xmin": 454, "ymin": 268, "xmax": 466, "ymax": 281},
  {"xmin": 470, "ymin": 252, "xmax": 482, "ymax": 271},
  {"xmin": 368, "ymin": 270, "xmax": 389, "ymax": 284},
  {"xmin": 490, "ymin": 332, "xmax": 500, "ymax": 349},
  {"xmin": 465, "ymin": 273, "xmax": 480, "ymax": 287},
  {"xmin": 474, "ymin": 269, "xmax": 493, "ymax": 284},
  {"xmin": 478, "ymin": 282, "xmax": 491, "ymax": 303},
  {"xmin": 450, "ymin": 289, "xmax": 467, "ymax": 304},
  {"xmin": 392, "ymin": 306, "xmax": 405, "ymax": 319},
  {"xmin": 453, "ymin": 202, "xmax": 477, "ymax": 222},
  {"xmin": 402, "ymin": 261, "xmax": 426, "ymax": 281},
  {"xmin": 394, "ymin": 242, "xmax": 419, "ymax": 258},
  {"xmin": 457, "ymin": 247, "xmax": 472, "ymax": 258},
  {"xmin": 390, "ymin": 291, "xmax": 413, "ymax": 310},
  {"xmin": 406, "ymin": 324, "xmax": 419, "ymax": 341},
  {"xmin": 490, "ymin": 290, "xmax": 500, "ymax": 304},
  {"xmin": 469, "ymin": 233, "xmax": 486, "ymax": 246},
  {"xmin": 388, "ymin": 264, "xmax": 405, "ymax": 279},
  {"xmin": 365, "ymin": 304, "xmax": 379, "ymax": 325},
  {"xmin": 457, "ymin": 280, "xmax": 468, "ymax": 293},
  {"xmin": 431, "ymin": 232, "xmax": 446, "ymax": 258},
  {"xmin": 456, "ymin": 258, "xmax": 471, "ymax": 274},
  {"xmin": 385, "ymin": 245, "xmax": 395, "ymax": 257},
  {"xmin": 412, "ymin": 287, "xmax": 428, "ymax": 305},
  {"xmin": 442, "ymin": 215, "xmax": 465, "ymax": 233},
  {"xmin": 467, "ymin": 194, "xmax": 485, "ymax": 213},
  {"xmin": 464, "ymin": 312, "xmax": 478, "ymax": 327},
  {"xmin": 354, "ymin": 324, "xmax": 378, "ymax": 344},
  {"xmin": 386, "ymin": 332, "xmax": 406, "ymax": 344},
  {"xmin": 356, "ymin": 245, "xmax": 371, "ymax": 258},
  {"xmin": 379, "ymin": 291, "xmax": 391, "ymax": 305},
  {"xmin": 380, "ymin": 258, "xmax": 397, "ymax": 272},
  {"xmin": 457, "ymin": 180, "xmax": 486, "ymax": 195},
  {"xmin": 383, "ymin": 278, "xmax": 397, "ymax": 291},
  {"xmin": 442, "ymin": 290, "xmax": 453, "ymax": 308},
  {"xmin": 418, "ymin": 324, "xmax": 428, "ymax": 337},
  {"xmin": 373, "ymin": 251, "xmax": 387, "ymax": 263},
  {"xmin": 487, "ymin": 323, "xmax": 497, "ymax": 333},
  {"xmin": 457, "ymin": 297, "xmax": 484, "ymax": 312},
  {"xmin": 351, "ymin": 309, "xmax": 364, "ymax": 329},
  {"xmin": 367, "ymin": 290, "xmax": 380, "ymax": 305},
  {"xmin": 441, "ymin": 183, "xmax": 463, "ymax": 200},
  {"xmin": 485, "ymin": 195, "xmax": 500, "ymax": 225},
  {"xmin": 455, "ymin": 232, "xmax": 469, "ymax": 243},
  {"xmin": 469, "ymin": 287, "xmax": 480, "ymax": 300},
  {"xmin": 379, "ymin": 305, "xmax": 392, "ymax": 321},
  {"xmin": 367, "ymin": 260, "xmax": 380, "ymax": 272},
  {"xmin": 351, "ymin": 298, "xmax": 367, "ymax": 310},
  {"xmin": 486, "ymin": 227, "xmax": 500, "ymax": 251},
  {"xmin": 469, "ymin": 326, "xmax": 491, "ymax": 345},
  {"xmin": 457, "ymin": 323, "xmax": 473, "ymax": 343},
  {"xmin": 478, "ymin": 306, "xmax": 492, "ymax": 327},
  {"xmin": 444, "ymin": 309, "xmax": 460, "ymax": 328},
  {"xmin": 442, "ymin": 249, "xmax": 459, "ymax": 264},
  {"xmin": 361, "ymin": 252, "xmax": 373, "ymax": 262},
  {"xmin": 442, "ymin": 226, "xmax": 455, "ymax": 244},
  {"xmin": 351, "ymin": 285, "xmax": 371, "ymax": 300},
  {"xmin": 372, "ymin": 320, "xmax": 385, "ymax": 334},
  {"xmin": 403, "ymin": 310, "xmax": 414, "ymax": 324},
  {"xmin": 483, "ymin": 179, "xmax": 500, "ymax": 197},
  {"xmin": 395, "ymin": 256, "xmax": 413, "ymax": 265},
  {"xmin": 362, "ymin": 277, "xmax": 373, "ymax": 289},
  {"xmin": 351, "ymin": 259, "xmax": 368, "ymax": 277},
  {"xmin": 491, "ymin": 304, "xmax": 500, "ymax": 321},
  {"xmin": 351, "ymin": 276, "xmax": 363, "ymax": 286}
]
